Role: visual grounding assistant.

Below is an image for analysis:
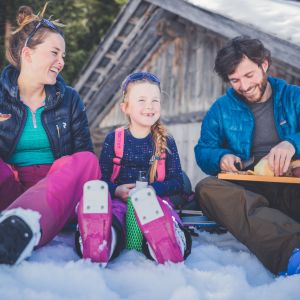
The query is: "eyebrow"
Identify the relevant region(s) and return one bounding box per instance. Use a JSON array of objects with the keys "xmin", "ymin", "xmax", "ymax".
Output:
[
  {"xmin": 52, "ymin": 46, "xmax": 66, "ymax": 56},
  {"xmin": 229, "ymin": 71, "xmax": 254, "ymax": 81}
]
